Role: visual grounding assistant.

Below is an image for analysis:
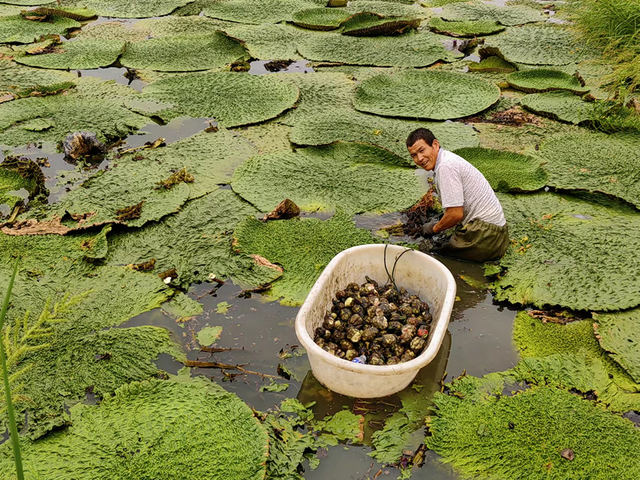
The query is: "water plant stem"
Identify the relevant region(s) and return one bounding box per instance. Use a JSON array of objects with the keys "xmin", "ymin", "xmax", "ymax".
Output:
[{"xmin": 0, "ymin": 258, "xmax": 24, "ymax": 480}]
